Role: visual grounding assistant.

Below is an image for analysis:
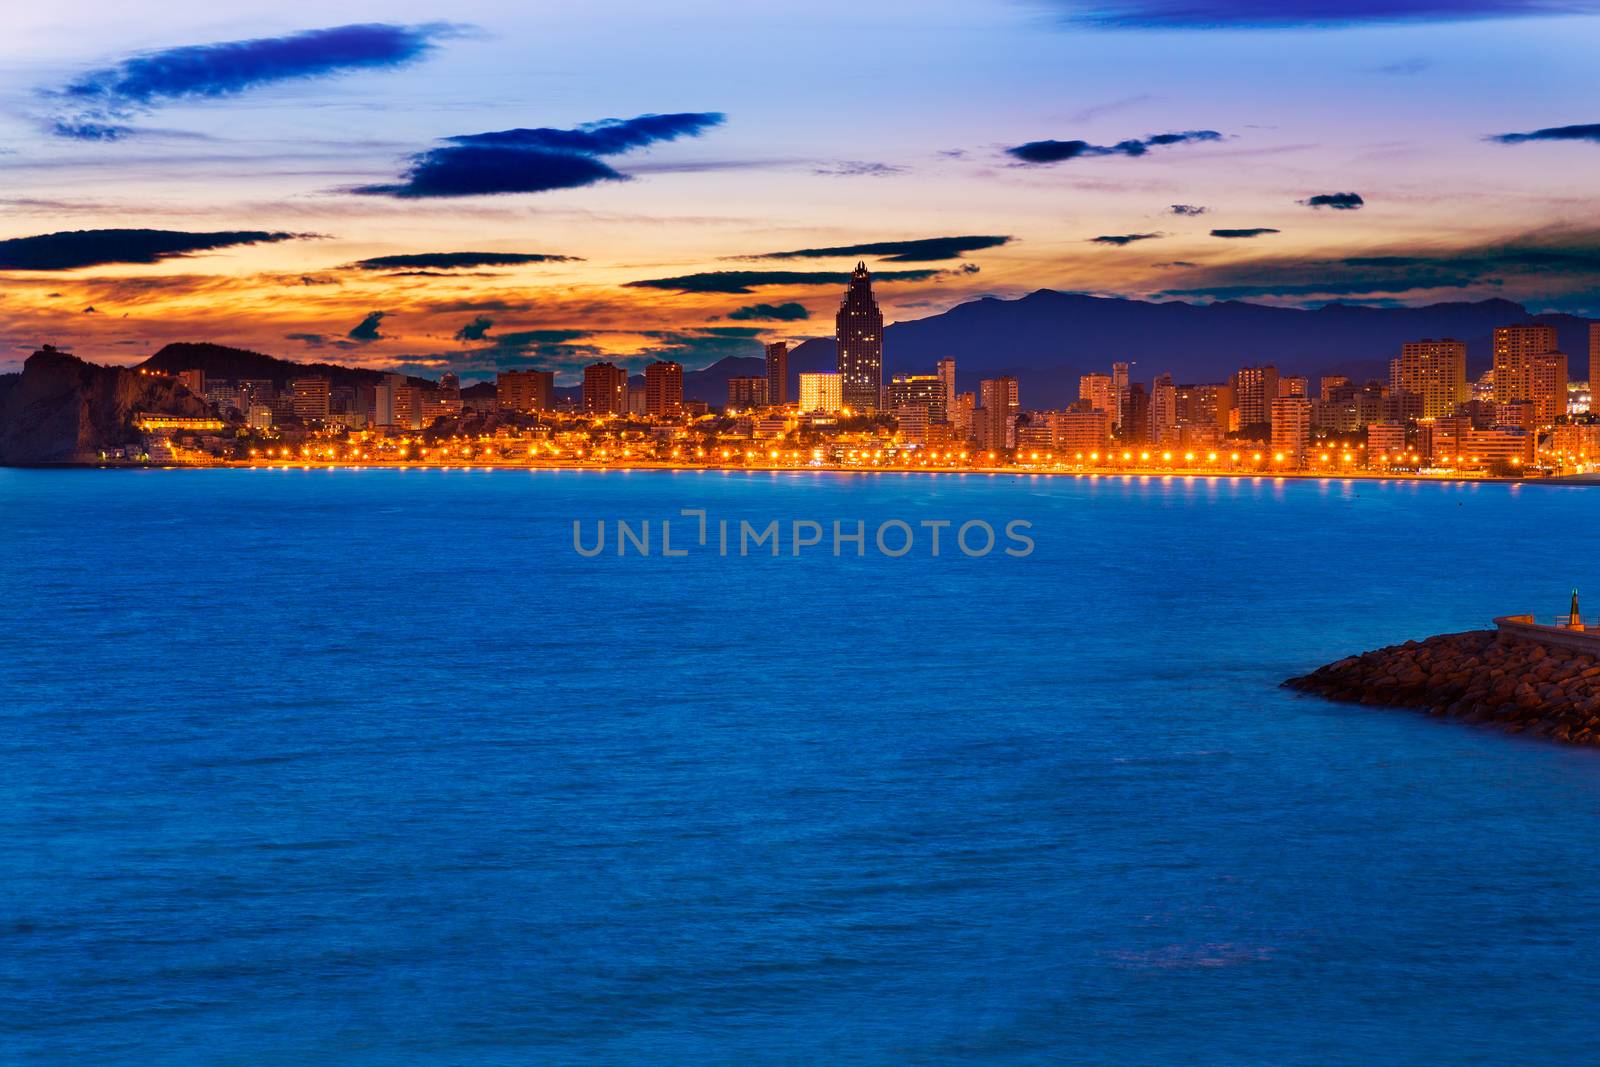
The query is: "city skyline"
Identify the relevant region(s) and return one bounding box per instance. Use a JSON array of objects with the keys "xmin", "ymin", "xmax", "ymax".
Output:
[{"xmin": 3, "ymin": 1, "xmax": 1600, "ymax": 382}]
